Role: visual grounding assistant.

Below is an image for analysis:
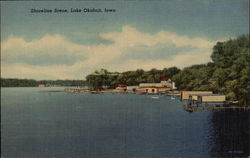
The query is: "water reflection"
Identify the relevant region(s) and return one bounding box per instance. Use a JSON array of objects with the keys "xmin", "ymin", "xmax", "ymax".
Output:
[{"xmin": 209, "ymin": 109, "xmax": 250, "ymax": 158}]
